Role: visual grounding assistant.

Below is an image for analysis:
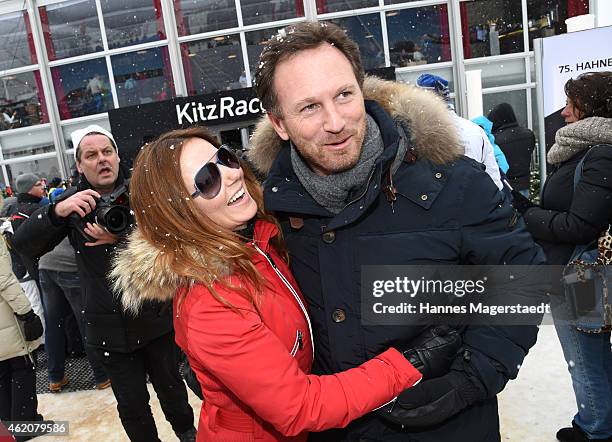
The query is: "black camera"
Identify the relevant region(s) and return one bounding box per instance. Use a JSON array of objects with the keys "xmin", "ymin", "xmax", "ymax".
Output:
[
  {"xmin": 70, "ymin": 181, "xmax": 132, "ymax": 241},
  {"xmin": 94, "ymin": 183, "xmax": 131, "ymax": 234}
]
